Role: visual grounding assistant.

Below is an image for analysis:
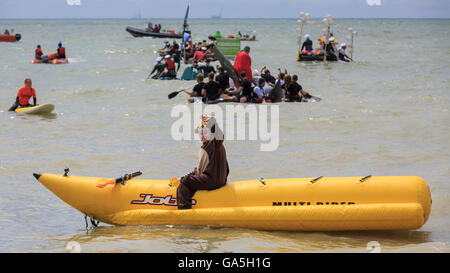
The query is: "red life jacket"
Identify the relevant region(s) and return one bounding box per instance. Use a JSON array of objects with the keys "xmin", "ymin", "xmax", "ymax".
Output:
[
  {"xmin": 35, "ymin": 48, "xmax": 43, "ymax": 59},
  {"xmin": 166, "ymin": 59, "xmax": 175, "ymax": 70},
  {"xmin": 57, "ymin": 47, "xmax": 65, "ymax": 57}
]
